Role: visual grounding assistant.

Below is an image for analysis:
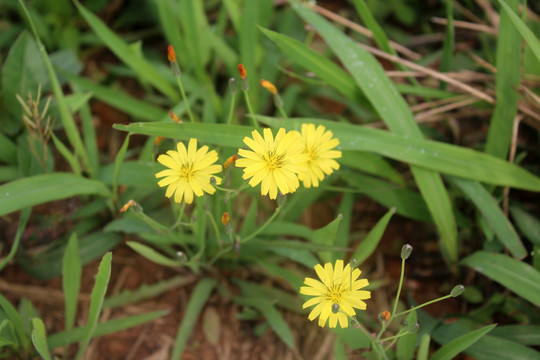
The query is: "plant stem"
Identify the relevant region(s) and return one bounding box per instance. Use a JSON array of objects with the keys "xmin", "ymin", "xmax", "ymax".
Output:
[{"xmin": 241, "ymin": 205, "xmax": 282, "ymax": 243}]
